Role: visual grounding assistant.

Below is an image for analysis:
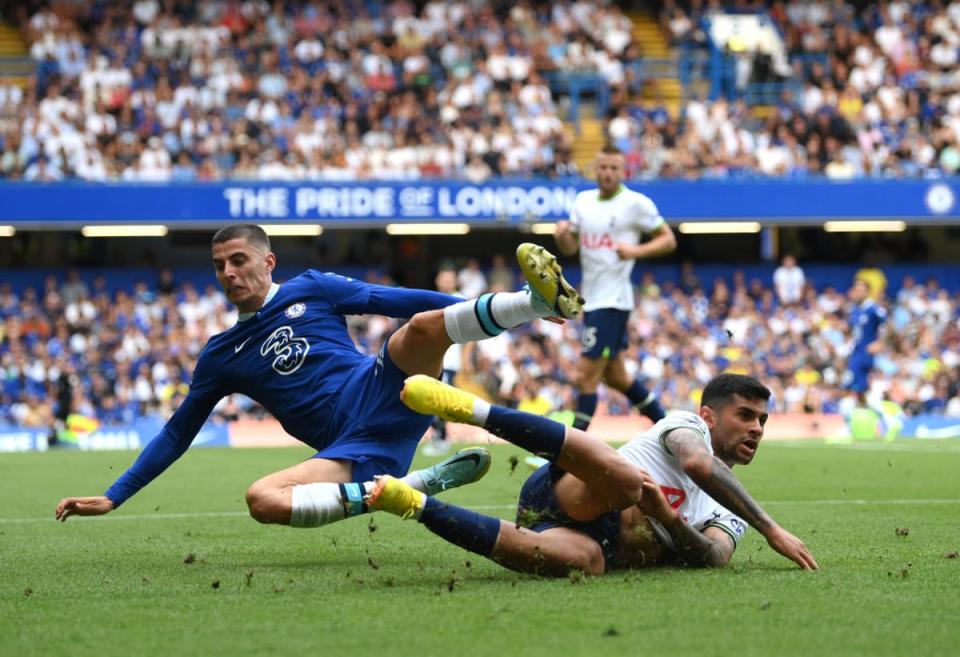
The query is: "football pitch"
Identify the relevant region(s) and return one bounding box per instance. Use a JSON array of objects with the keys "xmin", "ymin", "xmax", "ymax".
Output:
[{"xmin": 3, "ymin": 441, "xmax": 959, "ymax": 657}]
